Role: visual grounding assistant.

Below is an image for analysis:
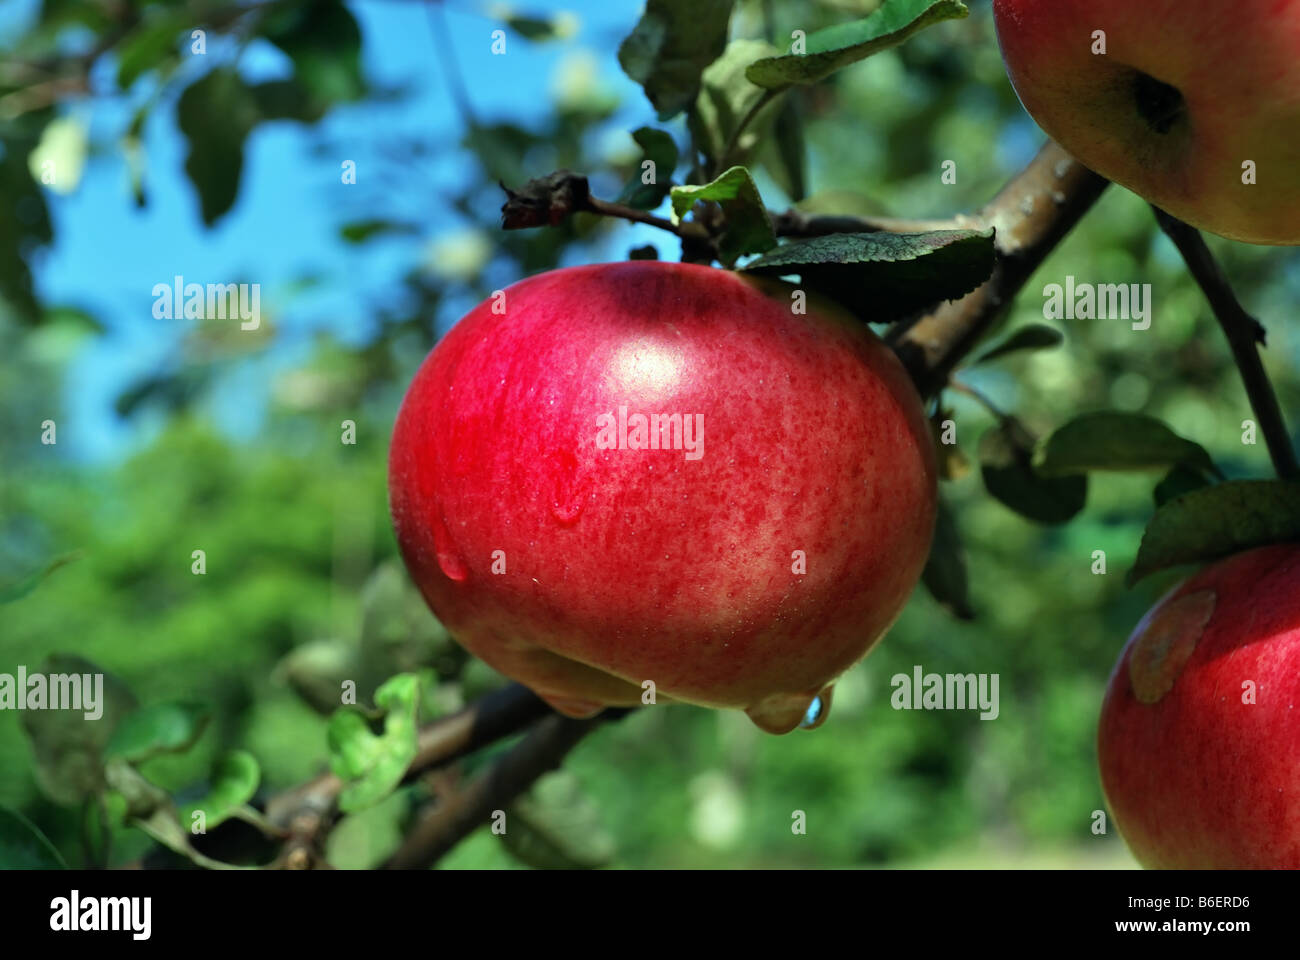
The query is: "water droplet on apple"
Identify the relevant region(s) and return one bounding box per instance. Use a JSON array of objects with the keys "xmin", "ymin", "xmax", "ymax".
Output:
[
  {"xmin": 799, "ymin": 684, "xmax": 834, "ymax": 730},
  {"xmin": 432, "ymin": 513, "xmax": 469, "ymax": 582}
]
